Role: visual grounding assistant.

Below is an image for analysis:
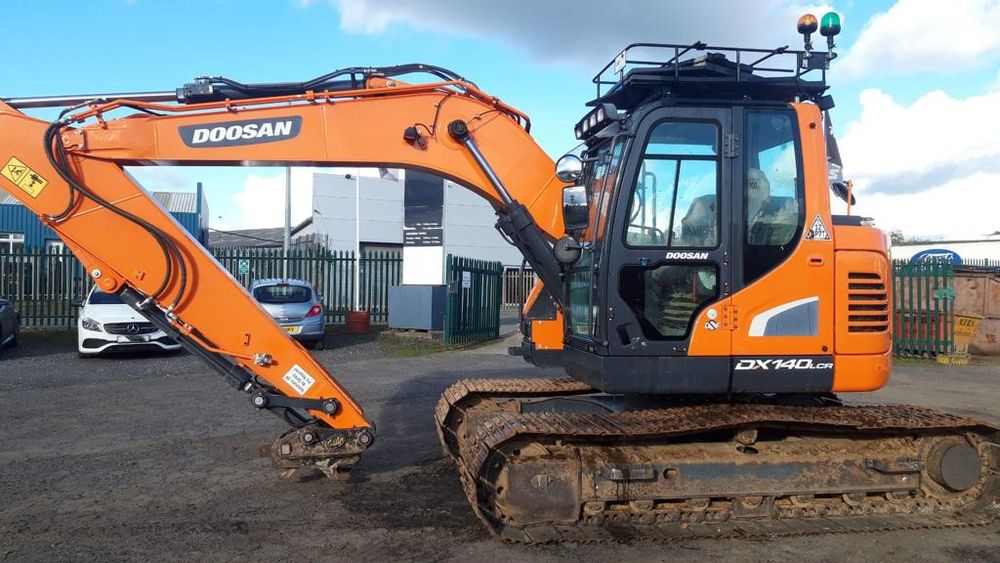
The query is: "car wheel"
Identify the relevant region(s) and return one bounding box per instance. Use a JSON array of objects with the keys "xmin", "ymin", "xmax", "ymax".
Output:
[
  {"xmin": 10, "ymin": 325, "xmax": 18, "ymax": 347},
  {"xmin": 312, "ymin": 339, "xmax": 326, "ymax": 351}
]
